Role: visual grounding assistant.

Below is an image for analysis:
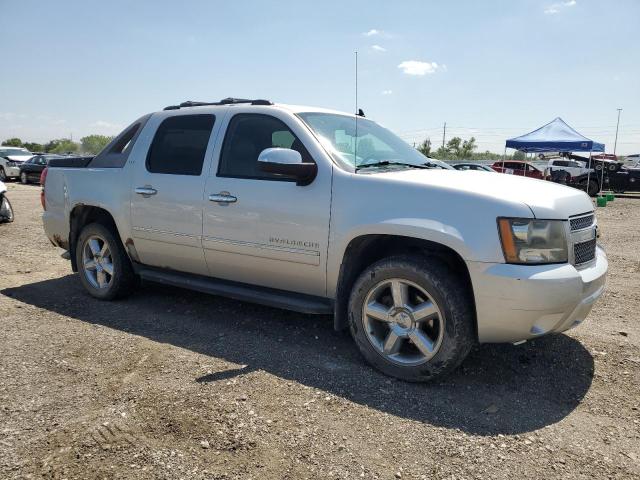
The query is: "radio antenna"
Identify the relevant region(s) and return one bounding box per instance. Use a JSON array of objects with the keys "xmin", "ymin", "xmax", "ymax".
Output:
[{"xmin": 354, "ymin": 51, "xmax": 358, "ymax": 170}]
